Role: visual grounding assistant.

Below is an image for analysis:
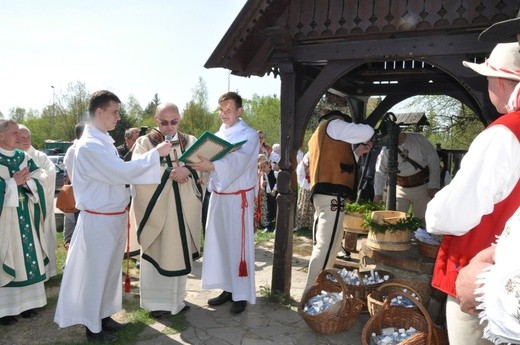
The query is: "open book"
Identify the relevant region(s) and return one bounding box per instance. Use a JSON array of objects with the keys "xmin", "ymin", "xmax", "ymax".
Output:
[{"xmin": 178, "ymin": 131, "xmax": 247, "ymax": 163}]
